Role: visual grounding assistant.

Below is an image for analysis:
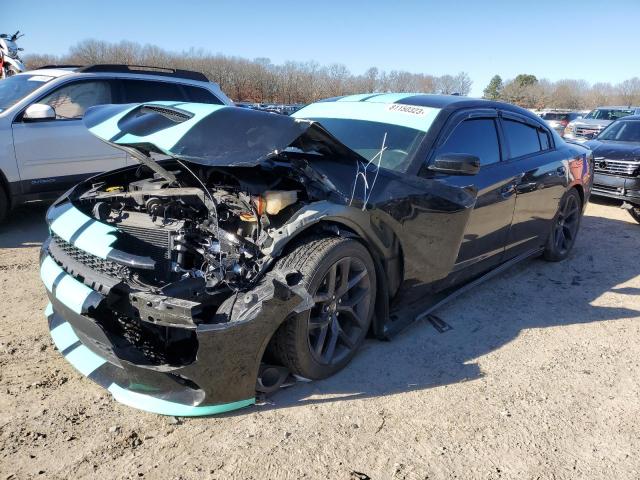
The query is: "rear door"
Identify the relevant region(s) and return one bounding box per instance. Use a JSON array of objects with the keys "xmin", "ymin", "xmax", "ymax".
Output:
[
  {"xmin": 499, "ymin": 112, "xmax": 568, "ymax": 258},
  {"xmin": 11, "ymin": 79, "xmax": 126, "ymax": 195},
  {"xmin": 429, "ymin": 110, "xmax": 517, "ymax": 274}
]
